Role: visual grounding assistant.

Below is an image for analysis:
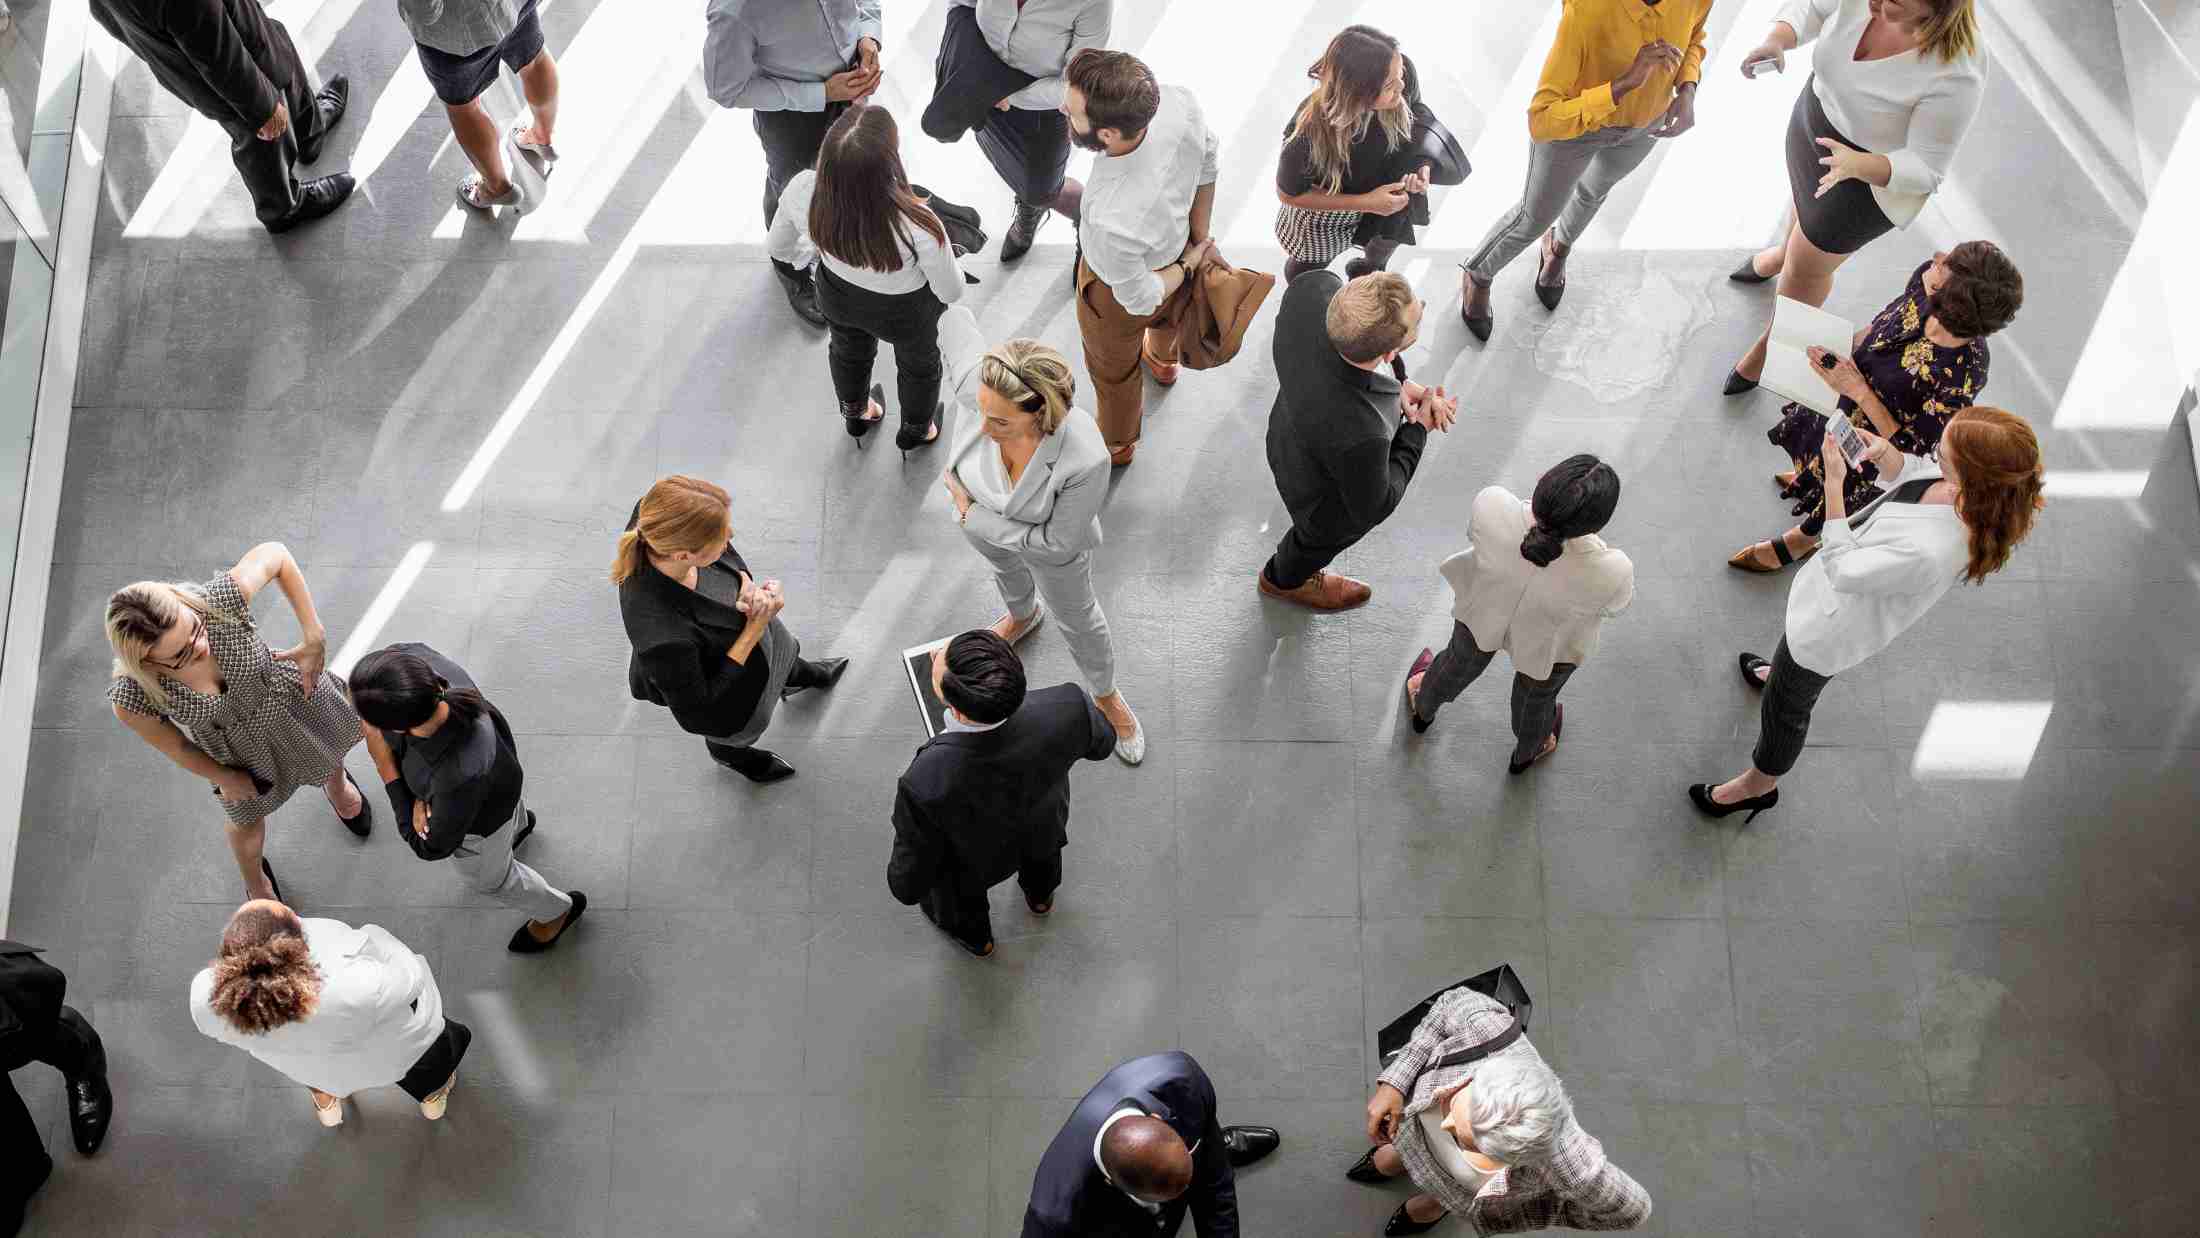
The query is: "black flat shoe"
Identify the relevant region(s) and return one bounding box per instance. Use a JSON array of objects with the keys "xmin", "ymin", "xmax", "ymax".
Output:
[
  {"xmin": 1688, "ymin": 782, "xmax": 1779, "ymax": 823},
  {"xmin": 337, "ymin": 771, "xmax": 372, "ymax": 837},
  {"xmin": 260, "ymin": 856, "xmax": 285, "ymax": 906},
  {"xmin": 508, "ymin": 890, "xmax": 586, "ymax": 953},
  {"xmin": 265, "ymin": 173, "xmax": 354, "ymax": 234},
  {"xmin": 1722, "ymin": 368, "xmax": 1760, "ymax": 396},
  {"xmin": 1729, "ymin": 254, "xmax": 1774, "ymax": 284},
  {"xmin": 843, "ymin": 382, "xmax": 885, "ymax": 444},
  {"xmin": 1738, "ymin": 652, "xmax": 1771, "ymax": 691},
  {"xmin": 1346, "ymin": 1146, "xmax": 1389, "ymax": 1184},
  {"xmin": 1404, "ymin": 647, "xmax": 1435, "ymax": 734},
  {"xmin": 897, "ymin": 403, "xmax": 944, "ymax": 458},
  {"xmin": 708, "ymin": 745, "xmax": 798, "ymax": 784},
  {"xmin": 513, "ymin": 809, "xmax": 537, "ymax": 851},
  {"xmin": 1221, "ymin": 1125, "xmax": 1279, "ymax": 1167},
  {"xmin": 296, "ymin": 75, "xmax": 351, "ymax": 162},
  {"xmin": 1385, "ymin": 1201, "xmax": 1447, "ymax": 1236},
  {"xmin": 783, "ymin": 656, "xmax": 850, "ymax": 699}
]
